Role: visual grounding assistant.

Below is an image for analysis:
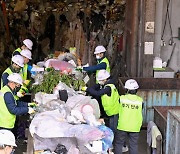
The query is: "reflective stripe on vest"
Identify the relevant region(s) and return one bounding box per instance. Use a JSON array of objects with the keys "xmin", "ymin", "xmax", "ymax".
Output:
[
  {"xmin": 101, "ymin": 84, "xmax": 119, "ymax": 116},
  {"xmin": 0, "ymin": 86, "xmax": 16, "ymax": 129},
  {"xmin": 1, "ymin": 68, "xmax": 13, "ymax": 88},
  {"xmin": 117, "ymin": 94, "xmax": 143, "ymax": 132},
  {"xmin": 96, "ymin": 57, "xmax": 110, "ymax": 83}
]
